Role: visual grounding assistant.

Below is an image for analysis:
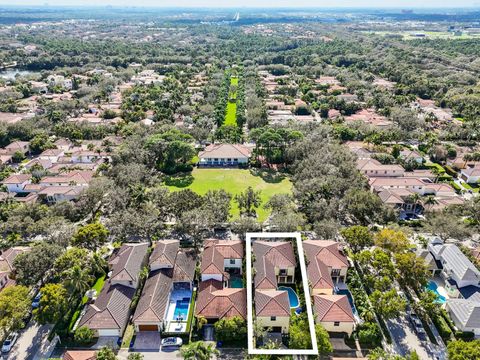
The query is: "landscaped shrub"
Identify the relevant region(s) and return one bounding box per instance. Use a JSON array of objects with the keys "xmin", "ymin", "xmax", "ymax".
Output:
[
  {"xmin": 74, "ymin": 326, "xmax": 95, "ymax": 344},
  {"xmin": 357, "ymin": 322, "xmax": 382, "ymax": 347},
  {"xmin": 433, "ymin": 314, "xmax": 452, "ymax": 341}
]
